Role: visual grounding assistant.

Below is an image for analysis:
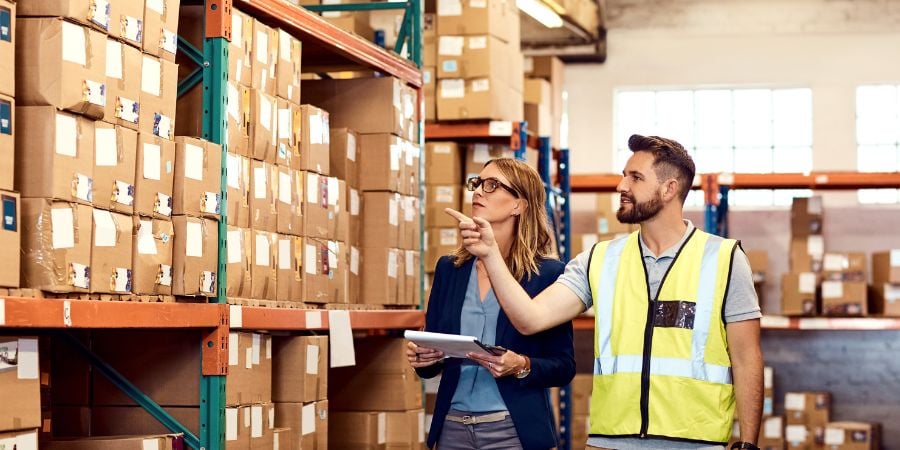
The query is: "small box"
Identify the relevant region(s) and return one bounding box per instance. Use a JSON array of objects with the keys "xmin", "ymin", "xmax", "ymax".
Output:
[
  {"xmin": 425, "ymin": 185, "xmax": 461, "ymax": 228},
  {"xmin": 0, "ymin": 190, "xmax": 19, "ymax": 287},
  {"xmin": 143, "ymin": 0, "xmax": 180, "ymax": 61},
  {"xmin": 250, "ymin": 89, "xmax": 278, "ymax": 163},
  {"xmin": 302, "ymin": 77, "xmax": 415, "ymax": 141},
  {"xmin": 21, "ymin": 199, "xmax": 92, "ymax": 292},
  {"xmin": 16, "ymin": 107, "xmax": 94, "ymax": 205},
  {"xmin": 0, "ymin": 1, "xmax": 14, "ymax": 98},
  {"xmin": 276, "ymin": 29, "xmax": 302, "ymax": 104},
  {"xmin": 361, "ymin": 192, "xmax": 400, "ymax": 249},
  {"xmin": 251, "ymin": 19, "xmax": 278, "ymax": 96},
  {"xmin": 108, "ymin": 0, "xmax": 144, "ymax": 47},
  {"xmin": 172, "ymin": 215, "xmax": 218, "ymax": 297},
  {"xmin": 437, "ymin": 35, "xmax": 522, "ymax": 91},
  {"xmin": 425, "ymin": 227, "xmax": 459, "ymax": 271},
  {"xmin": 226, "ymin": 152, "xmax": 252, "ymax": 228},
  {"xmin": 225, "ymin": 226, "xmax": 252, "ymax": 299},
  {"xmin": 275, "ymin": 167, "xmax": 302, "ymax": 236},
  {"xmin": 275, "ymin": 99, "xmax": 299, "ymax": 168},
  {"xmin": 781, "ymin": 272, "xmax": 818, "ymax": 316},
  {"xmin": 132, "ymin": 217, "xmax": 175, "ymax": 295},
  {"xmin": 300, "ymin": 172, "xmax": 342, "ymax": 240},
  {"xmin": 173, "ymin": 136, "xmax": 222, "ymax": 220},
  {"xmin": 227, "ymin": 82, "xmax": 252, "ymax": 157},
  {"xmin": 425, "ymin": 142, "xmax": 462, "ymax": 185},
  {"xmin": 791, "ymin": 196, "xmax": 824, "ymax": 237},
  {"xmin": 358, "ymin": 133, "xmax": 405, "ymax": 193},
  {"xmin": 790, "ymin": 236, "xmax": 825, "ymax": 273},
  {"xmin": 301, "ymin": 237, "xmax": 338, "ymax": 304},
  {"xmin": 822, "ymin": 252, "xmax": 866, "ymax": 281},
  {"xmin": 229, "ymin": 8, "xmax": 254, "ymax": 88},
  {"xmin": 330, "ymin": 128, "xmax": 359, "ymax": 189},
  {"xmin": 227, "ymin": 332, "xmax": 274, "ymax": 406},
  {"xmin": 273, "ymin": 335, "xmax": 328, "ymax": 403},
  {"xmin": 329, "ymin": 412, "xmax": 387, "ymax": 449},
  {"xmin": 463, "ymin": 142, "xmax": 515, "ymax": 179},
  {"xmin": 135, "ymin": 132, "xmax": 176, "ymax": 219},
  {"xmin": 138, "ymin": 54, "xmax": 177, "ymax": 140},
  {"xmin": 435, "ymin": 0, "xmax": 519, "ymax": 44},
  {"xmin": 437, "ymin": 76, "xmax": 523, "ymax": 122},
  {"xmin": 785, "ymin": 391, "xmax": 831, "ymax": 428},
  {"xmin": 0, "ymin": 337, "xmax": 41, "ymax": 433},
  {"xmin": 298, "ymin": 105, "xmax": 331, "ymax": 174},
  {"xmin": 250, "ymin": 229, "xmax": 278, "ymax": 301},
  {"xmin": 90, "ymin": 209, "xmax": 133, "ymax": 294},
  {"xmin": 820, "ymin": 281, "xmax": 867, "ymax": 316},
  {"xmin": 250, "ymin": 159, "xmax": 278, "ymax": 232},
  {"xmin": 275, "ymin": 234, "xmax": 302, "ymax": 302},
  {"xmin": 104, "ymin": 39, "xmax": 142, "ymax": 130},
  {"xmin": 824, "ymin": 422, "xmax": 881, "ymax": 450},
  {"xmin": 361, "ymin": 247, "xmax": 400, "ymax": 305},
  {"xmin": 94, "ymin": 123, "xmax": 138, "ymax": 214}
]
